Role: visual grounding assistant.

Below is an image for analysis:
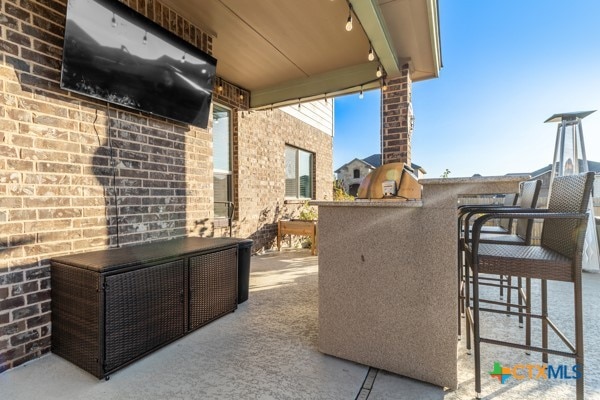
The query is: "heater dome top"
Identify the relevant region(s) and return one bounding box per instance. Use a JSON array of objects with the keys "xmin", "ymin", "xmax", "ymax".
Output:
[{"xmin": 544, "ymin": 110, "xmax": 596, "ymax": 123}]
